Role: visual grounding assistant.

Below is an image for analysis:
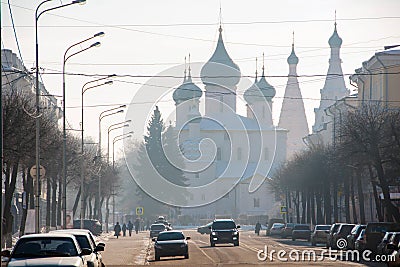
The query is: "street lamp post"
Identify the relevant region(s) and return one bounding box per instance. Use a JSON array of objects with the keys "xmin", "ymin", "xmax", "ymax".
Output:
[
  {"xmin": 80, "ymin": 79, "xmax": 113, "ymax": 229},
  {"xmin": 98, "ymin": 105, "xmax": 126, "ymax": 157},
  {"xmin": 111, "ymin": 133, "xmax": 132, "ymax": 226},
  {"xmin": 107, "ymin": 121, "xmax": 131, "ymax": 164},
  {"xmin": 35, "ymin": 0, "xmax": 86, "ymax": 234},
  {"xmin": 62, "ymin": 33, "xmax": 103, "ymax": 229}
]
